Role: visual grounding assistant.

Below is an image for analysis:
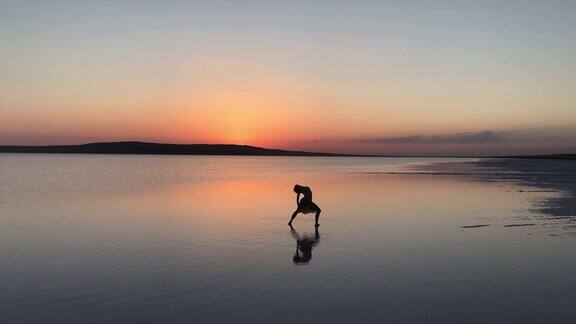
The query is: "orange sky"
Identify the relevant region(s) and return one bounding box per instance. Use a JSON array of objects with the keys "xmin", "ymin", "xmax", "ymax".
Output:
[{"xmin": 1, "ymin": 1, "xmax": 575, "ymax": 155}]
